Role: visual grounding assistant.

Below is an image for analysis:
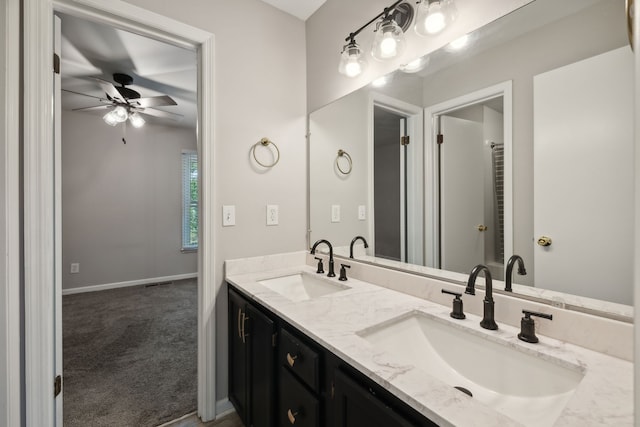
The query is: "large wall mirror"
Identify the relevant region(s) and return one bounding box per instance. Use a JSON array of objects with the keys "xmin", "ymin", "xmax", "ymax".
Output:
[{"xmin": 309, "ymin": 0, "xmax": 633, "ymax": 320}]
